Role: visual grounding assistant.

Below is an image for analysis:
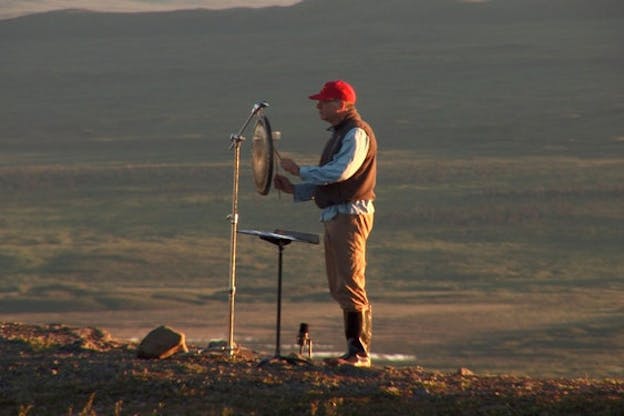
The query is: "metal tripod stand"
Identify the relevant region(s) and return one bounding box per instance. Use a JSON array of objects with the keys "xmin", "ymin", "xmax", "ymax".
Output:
[{"xmin": 225, "ymin": 101, "xmax": 269, "ymax": 357}]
